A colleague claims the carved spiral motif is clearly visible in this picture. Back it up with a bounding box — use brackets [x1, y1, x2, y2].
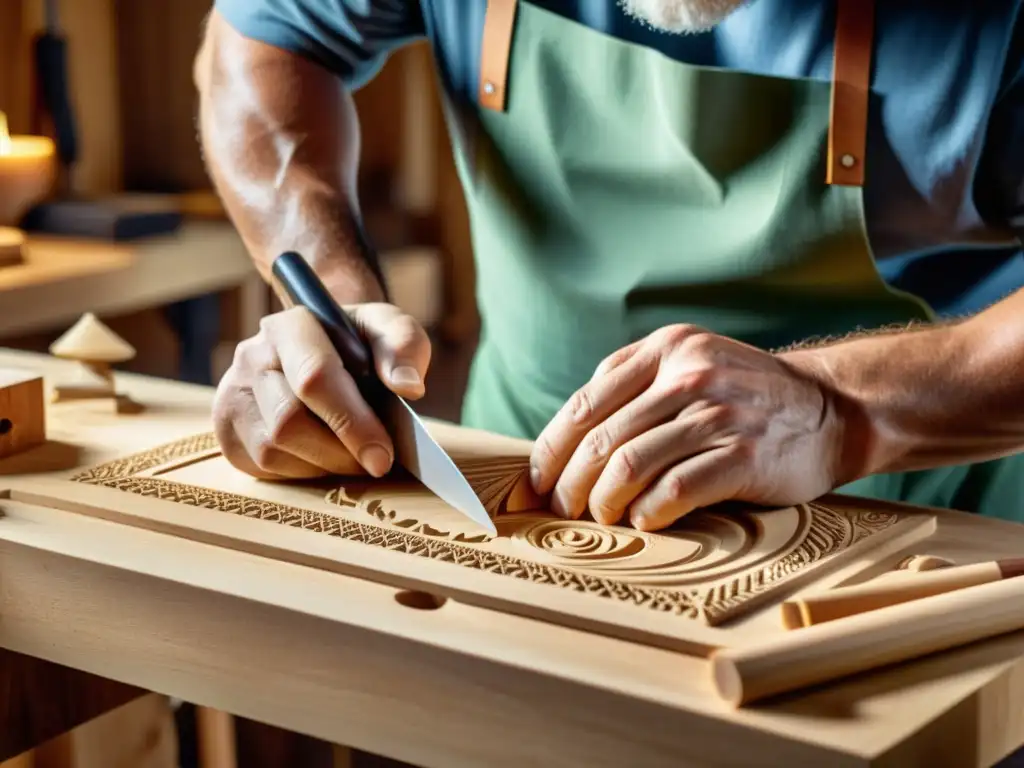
[849, 508, 900, 540]
[856, 510, 892, 525]
[519, 520, 646, 561]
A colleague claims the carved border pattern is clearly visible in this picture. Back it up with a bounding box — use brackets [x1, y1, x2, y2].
[71, 433, 900, 625]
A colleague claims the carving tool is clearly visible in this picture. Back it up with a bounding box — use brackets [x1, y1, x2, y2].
[270, 251, 497, 535]
[780, 557, 1024, 629]
[712, 571, 1024, 707]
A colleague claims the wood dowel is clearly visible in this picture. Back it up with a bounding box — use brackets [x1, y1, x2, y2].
[898, 554, 956, 572]
[782, 559, 1024, 628]
[712, 573, 1024, 707]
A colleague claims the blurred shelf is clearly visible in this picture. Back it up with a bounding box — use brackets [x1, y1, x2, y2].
[0, 221, 260, 338]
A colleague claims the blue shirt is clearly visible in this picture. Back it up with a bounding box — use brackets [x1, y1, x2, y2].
[214, 0, 1024, 318]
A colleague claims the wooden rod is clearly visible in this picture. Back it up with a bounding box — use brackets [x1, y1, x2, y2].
[781, 558, 1024, 629]
[712, 573, 1024, 707]
[898, 554, 956, 572]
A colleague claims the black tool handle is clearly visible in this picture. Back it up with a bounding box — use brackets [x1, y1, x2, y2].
[270, 251, 374, 382]
[33, 32, 78, 170]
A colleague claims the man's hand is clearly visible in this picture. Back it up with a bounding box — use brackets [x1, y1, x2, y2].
[529, 325, 851, 532]
[213, 303, 431, 480]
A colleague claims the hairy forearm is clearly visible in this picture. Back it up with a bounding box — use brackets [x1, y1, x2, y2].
[195, 11, 386, 303]
[783, 288, 1024, 480]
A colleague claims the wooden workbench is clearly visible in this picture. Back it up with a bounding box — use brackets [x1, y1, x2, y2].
[3, 346, 1024, 768]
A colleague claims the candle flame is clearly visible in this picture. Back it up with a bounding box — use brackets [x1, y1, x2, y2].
[0, 112, 10, 156]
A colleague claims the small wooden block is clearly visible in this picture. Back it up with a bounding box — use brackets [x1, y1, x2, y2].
[0, 369, 46, 460]
[115, 394, 145, 415]
[0, 227, 25, 268]
[52, 383, 116, 402]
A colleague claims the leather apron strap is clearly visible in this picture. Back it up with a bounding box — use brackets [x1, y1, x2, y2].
[827, 0, 875, 187]
[479, 0, 519, 110]
[478, 0, 875, 186]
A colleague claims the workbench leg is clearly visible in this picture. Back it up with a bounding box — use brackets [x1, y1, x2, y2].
[27, 734, 73, 768]
[0, 753, 35, 768]
[0, 648, 148, 762]
[0, 738, 74, 768]
[3, 695, 177, 768]
[196, 707, 237, 768]
[332, 744, 353, 768]
[195, 707, 356, 768]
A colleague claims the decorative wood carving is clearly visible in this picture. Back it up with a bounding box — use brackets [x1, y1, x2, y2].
[45, 431, 932, 641]
[49, 313, 143, 414]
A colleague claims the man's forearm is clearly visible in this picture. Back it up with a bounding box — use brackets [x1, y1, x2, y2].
[783, 287, 1024, 481]
[195, 10, 386, 303]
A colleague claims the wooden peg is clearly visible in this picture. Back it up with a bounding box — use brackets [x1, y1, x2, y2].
[713, 573, 1024, 707]
[781, 558, 1024, 629]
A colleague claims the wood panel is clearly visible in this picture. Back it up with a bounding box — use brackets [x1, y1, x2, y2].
[11, 429, 936, 653]
[114, 0, 212, 192]
[113, 0, 412, 194]
[0, 0, 30, 134]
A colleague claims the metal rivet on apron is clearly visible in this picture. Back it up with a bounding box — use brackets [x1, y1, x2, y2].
[840, 153, 856, 168]
[483, 81, 496, 95]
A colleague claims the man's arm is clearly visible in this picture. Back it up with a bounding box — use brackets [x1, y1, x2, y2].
[197, 4, 436, 481]
[784, 287, 1024, 480]
[529, 286, 1024, 532]
[194, 9, 386, 302]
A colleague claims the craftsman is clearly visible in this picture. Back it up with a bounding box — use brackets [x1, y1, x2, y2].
[195, 0, 1024, 531]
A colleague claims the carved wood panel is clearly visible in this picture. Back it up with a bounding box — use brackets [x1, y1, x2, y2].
[5, 429, 935, 654]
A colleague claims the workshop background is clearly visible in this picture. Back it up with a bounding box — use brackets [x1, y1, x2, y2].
[0, 0, 478, 422]
[0, 1, 475, 766]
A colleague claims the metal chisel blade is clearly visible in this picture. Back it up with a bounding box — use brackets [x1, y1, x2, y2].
[385, 394, 497, 536]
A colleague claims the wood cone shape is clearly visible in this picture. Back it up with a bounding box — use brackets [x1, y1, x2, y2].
[50, 313, 136, 363]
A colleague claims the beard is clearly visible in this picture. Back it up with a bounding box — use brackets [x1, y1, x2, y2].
[619, 0, 749, 33]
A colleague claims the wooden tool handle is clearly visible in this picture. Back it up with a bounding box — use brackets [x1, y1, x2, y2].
[782, 560, 1018, 628]
[712, 573, 1024, 707]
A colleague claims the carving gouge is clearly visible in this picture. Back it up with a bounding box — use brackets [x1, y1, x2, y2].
[270, 251, 497, 535]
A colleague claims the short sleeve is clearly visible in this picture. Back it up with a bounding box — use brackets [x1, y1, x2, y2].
[214, 0, 426, 88]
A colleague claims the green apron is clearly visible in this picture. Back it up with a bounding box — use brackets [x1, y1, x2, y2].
[439, 0, 1024, 520]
